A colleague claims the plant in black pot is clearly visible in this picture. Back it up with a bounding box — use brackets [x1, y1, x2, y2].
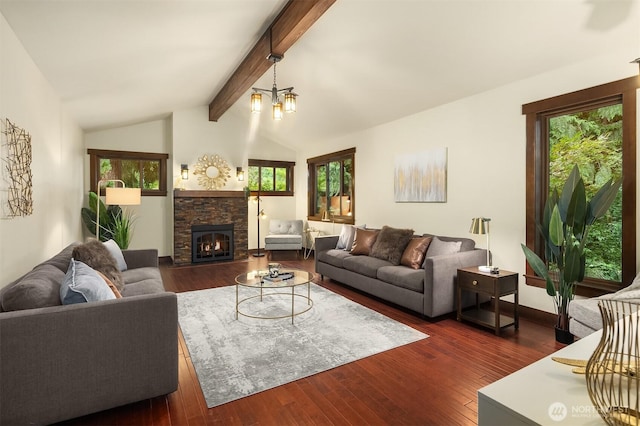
[521, 165, 621, 344]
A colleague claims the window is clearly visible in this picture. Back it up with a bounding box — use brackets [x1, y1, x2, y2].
[307, 148, 355, 224]
[88, 149, 169, 196]
[523, 77, 637, 297]
[248, 159, 295, 195]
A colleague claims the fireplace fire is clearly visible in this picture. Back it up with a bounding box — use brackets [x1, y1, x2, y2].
[191, 224, 234, 263]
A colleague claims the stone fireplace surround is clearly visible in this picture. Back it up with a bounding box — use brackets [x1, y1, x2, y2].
[173, 190, 248, 265]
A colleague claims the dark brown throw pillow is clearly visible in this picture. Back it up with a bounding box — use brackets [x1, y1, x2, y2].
[401, 236, 432, 269]
[72, 240, 124, 291]
[369, 226, 415, 265]
[351, 229, 380, 256]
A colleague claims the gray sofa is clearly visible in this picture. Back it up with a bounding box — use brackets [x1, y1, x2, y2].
[0, 242, 178, 425]
[315, 234, 487, 317]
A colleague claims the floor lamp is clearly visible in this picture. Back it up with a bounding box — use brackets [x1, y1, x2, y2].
[253, 189, 266, 257]
[95, 179, 141, 240]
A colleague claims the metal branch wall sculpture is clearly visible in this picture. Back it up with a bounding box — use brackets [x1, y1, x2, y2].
[1, 118, 33, 218]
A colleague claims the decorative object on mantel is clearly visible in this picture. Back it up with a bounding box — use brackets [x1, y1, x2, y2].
[1, 118, 33, 218]
[250, 52, 297, 121]
[394, 148, 447, 202]
[586, 299, 640, 425]
[521, 165, 621, 344]
[193, 154, 231, 190]
[469, 217, 496, 273]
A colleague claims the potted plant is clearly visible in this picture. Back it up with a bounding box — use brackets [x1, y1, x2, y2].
[521, 165, 621, 344]
[81, 191, 137, 249]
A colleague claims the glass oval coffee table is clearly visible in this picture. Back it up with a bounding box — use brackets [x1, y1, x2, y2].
[234, 269, 314, 324]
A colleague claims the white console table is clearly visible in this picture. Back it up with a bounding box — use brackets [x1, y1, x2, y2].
[478, 329, 605, 425]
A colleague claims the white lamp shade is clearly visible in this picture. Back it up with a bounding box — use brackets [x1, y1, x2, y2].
[105, 187, 141, 205]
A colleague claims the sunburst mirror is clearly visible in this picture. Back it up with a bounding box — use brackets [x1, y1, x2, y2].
[193, 154, 231, 190]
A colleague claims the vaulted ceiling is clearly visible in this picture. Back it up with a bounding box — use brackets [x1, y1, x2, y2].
[1, 0, 638, 148]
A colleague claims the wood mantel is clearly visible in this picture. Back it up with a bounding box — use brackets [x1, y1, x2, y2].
[174, 190, 245, 198]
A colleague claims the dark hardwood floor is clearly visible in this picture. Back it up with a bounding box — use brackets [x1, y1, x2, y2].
[60, 254, 564, 426]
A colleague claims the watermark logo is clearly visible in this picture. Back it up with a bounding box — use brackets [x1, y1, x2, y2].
[548, 402, 568, 422]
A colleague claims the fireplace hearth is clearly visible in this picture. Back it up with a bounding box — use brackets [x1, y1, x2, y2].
[192, 224, 233, 263]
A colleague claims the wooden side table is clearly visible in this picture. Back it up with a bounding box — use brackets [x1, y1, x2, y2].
[456, 266, 519, 336]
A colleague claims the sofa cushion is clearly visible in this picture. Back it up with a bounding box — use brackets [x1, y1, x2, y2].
[1, 265, 64, 311]
[351, 229, 379, 256]
[370, 226, 414, 265]
[377, 266, 424, 293]
[122, 266, 162, 286]
[72, 239, 124, 291]
[265, 234, 303, 245]
[103, 239, 128, 271]
[425, 236, 462, 257]
[268, 219, 303, 235]
[121, 279, 166, 296]
[343, 255, 393, 278]
[568, 297, 603, 332]
[317, 249, 353, 268]
[60, 259, 116, 305]
[401, 236, 432, 269]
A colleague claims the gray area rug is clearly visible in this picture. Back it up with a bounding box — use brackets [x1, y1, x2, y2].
[177, 283, 428, 408]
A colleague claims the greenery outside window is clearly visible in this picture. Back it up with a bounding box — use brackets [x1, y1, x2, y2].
[248, 159, 295, 196]
[523, 76, 637, 297]
[307, 148, 355, 224]
[88, 149, 169, 196]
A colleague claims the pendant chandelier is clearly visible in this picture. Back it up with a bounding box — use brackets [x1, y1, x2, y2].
[250, 54, 297, 120]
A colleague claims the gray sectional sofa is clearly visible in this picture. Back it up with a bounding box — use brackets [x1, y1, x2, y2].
[315, 232, 487, 317]
[0, 242, 178, 425]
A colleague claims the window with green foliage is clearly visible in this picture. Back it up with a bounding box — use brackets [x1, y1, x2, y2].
[88, 149, 168, 196]
[247, 159, 294, 195]
[549, 105, 622, 281]
[307, 148, 355, 224]
[523, 77, 637, 296]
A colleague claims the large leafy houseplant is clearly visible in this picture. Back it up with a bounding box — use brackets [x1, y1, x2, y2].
[81, 191, 137, 249]
[521, 165, 621, 341]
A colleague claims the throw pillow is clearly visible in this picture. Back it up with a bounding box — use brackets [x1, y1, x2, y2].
[401, 236, 433, 269]
[72, 239, 124, 290]
[335, 225, 355, 250]
[369, 226, 414, 265]
[60, 259, 116, 305]
[103, 239, 128, 271]
[350, 229, 380, 256]
[97, 271, 122, 298]
[425, 236, 462, 258]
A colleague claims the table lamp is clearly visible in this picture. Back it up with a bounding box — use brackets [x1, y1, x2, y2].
[469, 217, 493, 272]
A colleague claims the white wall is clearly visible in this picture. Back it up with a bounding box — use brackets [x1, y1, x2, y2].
[0, 12, 84, 286]
[295, 50, 639, 314]
[84, 119, 173, 256]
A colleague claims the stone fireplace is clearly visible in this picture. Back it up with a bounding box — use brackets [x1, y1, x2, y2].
[174, 190, 248, 265]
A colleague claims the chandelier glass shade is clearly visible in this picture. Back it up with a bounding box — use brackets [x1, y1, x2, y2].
[250, 54, 297, 120]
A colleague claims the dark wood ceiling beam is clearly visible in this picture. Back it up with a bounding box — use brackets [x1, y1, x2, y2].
[208, 0, 336, 122]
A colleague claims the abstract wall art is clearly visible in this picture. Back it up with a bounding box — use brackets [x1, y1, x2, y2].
[1, 118, 33, 218]
[394, 147, 447, 203]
